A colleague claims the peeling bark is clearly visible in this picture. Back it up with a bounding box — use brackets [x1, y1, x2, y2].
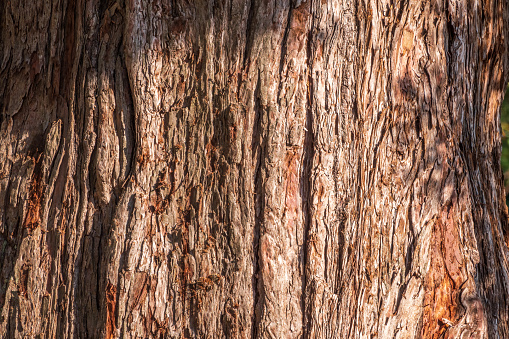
[1, 0, 509, 338]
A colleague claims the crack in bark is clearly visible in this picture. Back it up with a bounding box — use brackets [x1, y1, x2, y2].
[251, 71, 263, 339]
[302, 21, 315, 339]
[243, 0, 256, 69]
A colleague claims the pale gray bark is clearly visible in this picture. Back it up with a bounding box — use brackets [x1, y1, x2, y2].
[1, 0, 509, 338]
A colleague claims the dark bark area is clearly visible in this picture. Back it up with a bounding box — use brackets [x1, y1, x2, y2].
[1, 0, 509, 338]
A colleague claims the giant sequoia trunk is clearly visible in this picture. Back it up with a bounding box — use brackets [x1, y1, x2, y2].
[1, 0, 509, 338]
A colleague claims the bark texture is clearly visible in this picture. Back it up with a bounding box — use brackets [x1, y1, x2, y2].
[1, 0, 509, 338]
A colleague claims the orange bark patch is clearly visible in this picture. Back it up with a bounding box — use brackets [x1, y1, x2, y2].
[137, 147, 150, 168]
[422, 205, 466, 338]
[24, 156, 43, 231]
[287, 1, 311, 53]
[105, 282, 117, 339]
[205, 141, 218, 173]
[229, 124, 237, 140]
[283, 149, 300, 233]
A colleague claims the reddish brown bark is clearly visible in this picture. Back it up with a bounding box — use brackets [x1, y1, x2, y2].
[1, 0, 509, 338]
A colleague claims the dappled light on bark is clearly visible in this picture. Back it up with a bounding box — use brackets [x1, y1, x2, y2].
[0, 0, 509, 338]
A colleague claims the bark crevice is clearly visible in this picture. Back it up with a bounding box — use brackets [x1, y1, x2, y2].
[251, 72, 263, 339]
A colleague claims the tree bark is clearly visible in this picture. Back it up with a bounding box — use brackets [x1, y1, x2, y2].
[1, 0, 509, 338]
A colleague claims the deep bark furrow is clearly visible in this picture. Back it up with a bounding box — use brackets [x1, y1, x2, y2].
[251, 72, 263, 339]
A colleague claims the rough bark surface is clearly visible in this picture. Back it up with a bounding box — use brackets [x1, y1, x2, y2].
[1, 0, 509, 338]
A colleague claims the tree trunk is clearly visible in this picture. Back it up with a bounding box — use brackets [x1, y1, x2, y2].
[1, 0, 509, 338]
